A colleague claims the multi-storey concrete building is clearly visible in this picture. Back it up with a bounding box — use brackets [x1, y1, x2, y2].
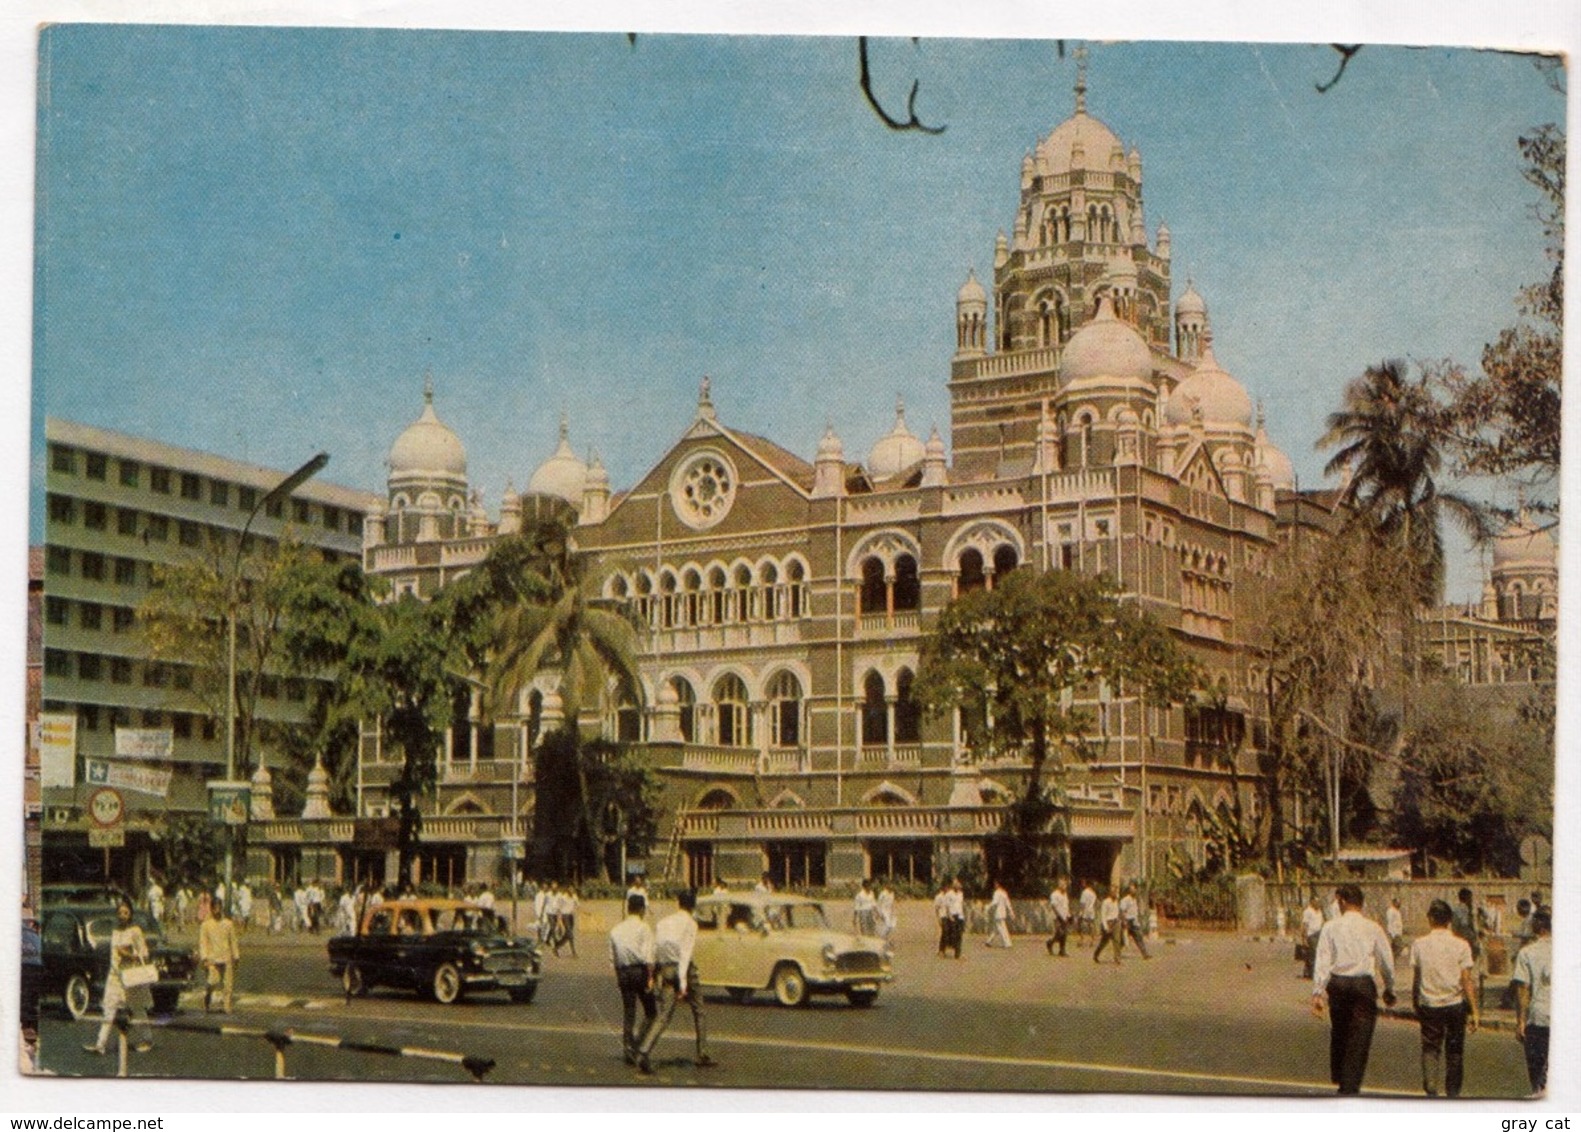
[39, 418, 381, 891]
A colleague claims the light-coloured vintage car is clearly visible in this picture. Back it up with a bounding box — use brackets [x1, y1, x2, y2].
[692, 892, 893, 1007]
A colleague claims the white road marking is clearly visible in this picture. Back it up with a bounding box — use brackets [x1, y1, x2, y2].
[222, 998, 1419, 1096]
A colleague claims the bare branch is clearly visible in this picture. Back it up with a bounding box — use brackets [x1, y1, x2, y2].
[858, 37, 945, 135]
[1315, 45, 1363, 94]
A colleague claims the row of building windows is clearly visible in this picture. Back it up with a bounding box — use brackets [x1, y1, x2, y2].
[42, 697, 217, 740]
[48, 445, 357, 535]
[609, 560, 811, 629]
[45, 596, 138, 633]
[45, 546, 144, 584]
[41, 647, 307, 701]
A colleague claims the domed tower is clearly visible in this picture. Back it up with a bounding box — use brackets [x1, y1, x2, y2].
[1160, 330, 1256, 479]
[527, 414, 589, 509]
[955, 270, 988, 357]
[1175, 280, 1208, 363]
[386, 377, 469, 544]
[1054, 292, 1158, 468]
[992, 50, 1172, 355]
[1490, 506, 1558, 626]
[867, 397, 926, 482]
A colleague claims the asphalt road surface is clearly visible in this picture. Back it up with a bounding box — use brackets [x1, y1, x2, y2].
[34, 905, 1534, 1098]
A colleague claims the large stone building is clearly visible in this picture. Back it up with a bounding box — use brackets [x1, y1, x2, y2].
[317, 73, 1311, 893]
[38, 418, 381, 893]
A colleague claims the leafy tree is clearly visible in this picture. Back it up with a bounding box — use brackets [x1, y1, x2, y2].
[1433, 123, 1564, 497]
[530, 731, 662, 881]
[154, 813, 224, 889]
[917, 569, 1197, 893]
[1390, 684, 1554, 875]
[1320, 359, 1485, 606]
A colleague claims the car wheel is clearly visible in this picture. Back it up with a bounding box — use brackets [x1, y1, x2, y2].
[343, 964, 368, 998]
[64, 973, 93, 1021]
[771, 964, 808, 1007]
[432, 963, 463, 1005]
[507, 986, 537, 1005]
[845, 988, 879, 1008]
[726, 987, 753, 1004]
[151, 988, 180, 1017]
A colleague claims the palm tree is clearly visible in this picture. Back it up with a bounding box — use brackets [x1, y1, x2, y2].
[1319, 360, 1486, 606]
[481, 521, 644, 878]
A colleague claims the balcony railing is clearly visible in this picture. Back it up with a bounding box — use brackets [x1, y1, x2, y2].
[440, 758, 527, 784]
[856, 611, 920, 635]
[680, 746, 759, 775]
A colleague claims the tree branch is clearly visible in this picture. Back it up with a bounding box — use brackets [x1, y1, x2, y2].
[1316, 45, 1363, 94]
[858, 37, 945, 134]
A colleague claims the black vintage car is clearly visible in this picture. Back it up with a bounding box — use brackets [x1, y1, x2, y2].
[327, 899, 541, 1005]
[39, 904, 197, 1020]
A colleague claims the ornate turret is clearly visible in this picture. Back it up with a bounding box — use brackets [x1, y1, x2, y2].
[955, 270, 988, 357]
[813, 423, 846, 499]
[301, 755, 333, 820]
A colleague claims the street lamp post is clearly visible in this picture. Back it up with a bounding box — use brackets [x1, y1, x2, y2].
[220, 452, 329, 916]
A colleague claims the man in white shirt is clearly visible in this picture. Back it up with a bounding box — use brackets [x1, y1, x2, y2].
[636, 890, 716, 1073]
[1301, 897, 1325, 980]
[475, 883, 495, 912]
[943, 879, 966, 958]
[532, 880, 550, 944]
[1409, 898, 1478, 1096]
[608, 893, 657, 1066]
[1385, 897, 1405, 957]
[876, 883, 896, 942]
[1119, 883, 1151, 959]
[1511, 908, 1551, 1095]
[933, 884, 950, 956]
[853, 879, 878, 937]
[986, 882, 1013, 948]
[1045, 879, 1071, 957]
[1310, 884, 1397, 1095]
[1093, 886, 1123, 964]
[1078, 881, 1098, 943]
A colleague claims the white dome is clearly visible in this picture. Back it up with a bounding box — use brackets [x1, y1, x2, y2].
[957, 269, 987, 306]
[1257, 441, 1296, 489]
[1037, 110, 1124, 176]
[1166, 340, 1253, 428]
[868, 398, 926, 479]
[528, 417, 589, 504]
[389, 383, 467, 478]
[1177, 281, 1207, 317]
[1492, 511, 1557, 570]
[816, 424, 845, 462]
[1059, 294, 1154, 382]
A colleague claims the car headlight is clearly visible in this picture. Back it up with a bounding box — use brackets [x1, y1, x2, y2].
[822, 943, 837, 968]
[469, 942, 489, 960]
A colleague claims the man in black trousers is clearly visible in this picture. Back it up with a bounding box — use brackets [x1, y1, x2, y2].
[1310, 884, 1397, 1095]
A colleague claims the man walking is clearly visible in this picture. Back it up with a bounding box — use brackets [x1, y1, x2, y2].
[1045, 878, 1071, 957]
[944, 878, 967, 958]
[1078, 880, 1098, 943]
[1093, 885, 1123, 964]
[1385, 897, 1405, 958]
[1119, 883, 1150, 959]
[1310, 884, 1397, 1095]
[985, 881, 1013, 948]
[1409, 899, 1478, 1096]
[934, 883, 951, 957]
[1511, 908, 1551, 1096]
[636, 890, 717, 1074]
[853, 879, 878, 937]
[199, 900, 241, 1013]
[1301, 896, 1325, 980]
[608, 893, 657, 1066]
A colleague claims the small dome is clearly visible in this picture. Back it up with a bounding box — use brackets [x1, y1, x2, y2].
[925, 425, 947, 460]
[1177, 280, 1206, 318]
[585, 452, 609, 490]
[1492, 510, 1557, 570]
[868, 398, 926, 479]
[817, 424, 845, 462]
[389, 380, 467, 478]
[1059, 294, 1154, 382]
[1166, 339, 1253, 428]
[957, 269, 987, 306]
[528, 416, 589, 505]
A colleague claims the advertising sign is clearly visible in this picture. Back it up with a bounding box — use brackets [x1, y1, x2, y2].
[208, 780, 251, 826]
[37, 712, 78, 789]
[88, 828, 127, 848]
[87, 787, 125, 829]
[86, 759, 173, 799]
[115, 728, 174, 760]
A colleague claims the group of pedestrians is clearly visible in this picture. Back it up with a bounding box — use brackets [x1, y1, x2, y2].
[607, 889, 717, 1075]
[529, 879, 581, 956]
[1306, 882, 1553, 1098]
[931, 876, 1152, 962]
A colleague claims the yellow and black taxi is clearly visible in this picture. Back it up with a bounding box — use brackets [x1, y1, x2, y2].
[693, 892, 893, 1007]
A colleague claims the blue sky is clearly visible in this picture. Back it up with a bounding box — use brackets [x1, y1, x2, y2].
[29, 28, 1562, 600]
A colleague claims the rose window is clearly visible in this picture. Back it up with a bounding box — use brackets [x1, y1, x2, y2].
[672, 452, 736, 529]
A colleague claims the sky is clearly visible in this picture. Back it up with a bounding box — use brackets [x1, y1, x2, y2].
[25, 27, 1563, 601]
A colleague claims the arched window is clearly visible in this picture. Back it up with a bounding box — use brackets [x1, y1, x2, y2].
[1060, 206, 1071, 243]
[659, 571, 678, 629]
[682, 569, 702, 627]
[992, 545, 1019, 579]
[895, 668, 922, 743]
[893, 554, 921, 611]
[761, 562, 780, 620]
[1038, 300, 1055, 347]
[697, 787, 736, 811]
[787, 559, 807, 618]
[766, 670, 802, 748]
[734, 565, 754, 622]
[1087, 204, 1098, 241]
[861, 670, 888, 747]
[613, 684, 642, 743]
[714, 674, 751, 748]
[708, 566, 728, 624]
[608, 574, 629, 601]
[958, 548, 987, 595]
[670, 676, 696, 744]
[634, 574, 654, 627]
[859, 556, 887, 615]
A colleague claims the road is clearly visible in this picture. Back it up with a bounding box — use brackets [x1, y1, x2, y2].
[35, 902, 1534, 1097]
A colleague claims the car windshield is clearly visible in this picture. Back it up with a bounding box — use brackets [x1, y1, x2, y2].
[84, 912, 162, 949]
[434, 908, 506, 934]
[720, 901, 828, 932]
